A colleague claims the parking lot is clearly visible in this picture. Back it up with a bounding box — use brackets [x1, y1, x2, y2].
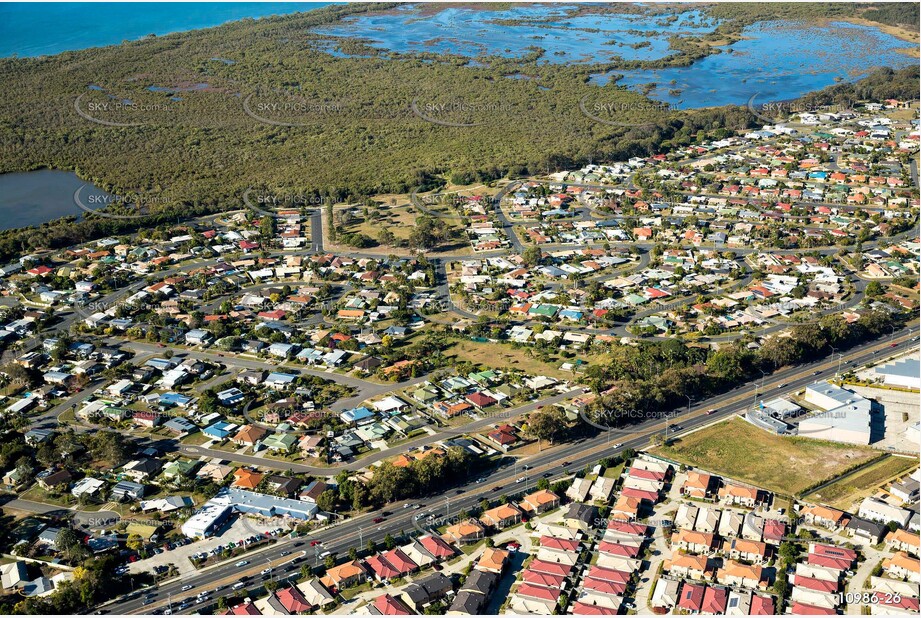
[127, 514, 281, 577]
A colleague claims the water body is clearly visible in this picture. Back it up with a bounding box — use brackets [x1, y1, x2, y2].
[0, 2, 335, 58]
[603, 20, 915, 109]
[313, 5, 716, 64]
[0, 170, 111, 231]
[311, 5, 913, 107]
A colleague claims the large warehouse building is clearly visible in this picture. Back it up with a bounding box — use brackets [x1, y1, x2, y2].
[874, 357, 920, 390]
[799, 381, 873, 445]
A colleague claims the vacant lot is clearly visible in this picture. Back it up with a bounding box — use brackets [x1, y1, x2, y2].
[446, 339, 585, 380]
[804, 455, 918, 510]
[656, 418, 879, 496]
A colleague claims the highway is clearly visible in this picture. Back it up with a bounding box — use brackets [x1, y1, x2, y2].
[99, 329, 919, 615]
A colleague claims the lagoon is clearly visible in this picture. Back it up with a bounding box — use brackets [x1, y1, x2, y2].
[0, 170, 112, 231]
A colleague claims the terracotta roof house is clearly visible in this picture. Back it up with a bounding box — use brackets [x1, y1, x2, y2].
[722, 538, 770, 564]
[476, 547, 509, 574]
[673, 529, 716, 554]
[716, 560, 767, 589]
[520, 489, 560, 514]
[443, 520, 485, 545]
[320, 560, 368, 590]
[232, 424, 268, 446]
[232, 468, 264, 489]
[718, 483, 762, 507]
[664, 553, 710, 580]
[802, 505, 849, 530]
[479, 503, 522, 529]
[682, 471, 715, 499]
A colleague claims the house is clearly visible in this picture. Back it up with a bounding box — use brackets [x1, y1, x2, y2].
[664, 553, 710, 580]
[718, 483, 762, 507]
[858, 497, 912, 527]
[401, 572, 454, 611]
[717, 560, 767, 589]
[120, 458, 162, 481]
[320, 560, 368, 590]
[677, 582, 706, 613]
[802, 505, 849, 530]
[37, 469, 73, 491]
[885, 529, 920, 556]
[232, 468, 264, 490]
[232, 424, 268, 447]
[682, 471, 715, 499]
[0, 562, 28, 591]
[673, 529, 716, 554]
[479, 504, 522, 529]
[520, 489, 560, 514]
[565, 502, 597, 532]
[443, 520, 485, 545]
[883, 552, 921, 583]
[701, 585, 728, 615]
[370, 593, 414, 615]
[723, 538, 770, 563]
[110, 480, 145, 501]
[476, 547, 509, 574]
[267, 586, 312, 614]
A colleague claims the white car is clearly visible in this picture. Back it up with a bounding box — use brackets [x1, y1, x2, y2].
[181, 585, 194, 592]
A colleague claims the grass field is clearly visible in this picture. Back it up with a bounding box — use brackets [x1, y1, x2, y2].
[445, 340, 581, 380]
[655, 418, 880, 496]
[804, 455, 918, 510]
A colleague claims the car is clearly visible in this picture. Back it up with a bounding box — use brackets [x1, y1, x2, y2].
[235, 560, 249, 567]
[812, 370, 821, 375]
[181, 585, 194, 592]
[475, 478, 486, 484]
[142, 599, 154, 606]
[492, 486, 502, 492]
[319, 551, 331, 559]
[542, 472, 551, 478]
[196, 597, 209, 604]
[310, 540, 321, 547]
[890, 343, 897, 348]
[260, 568, 272, 575]
[521, 465, 531, 471]
[280, 551, 291, 556]
[613, 442, 623, 448]
[372, 517, 385, 524]
[777, 383, 787, 388]
[706, 409, 716, 415]
[561, 461, 571, 467]
[402, 503, 411, 508]
[515, 477, 525, 483]
[412, 504, 421, 510]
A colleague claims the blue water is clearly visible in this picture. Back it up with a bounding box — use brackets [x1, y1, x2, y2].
[602, 20, 915, 109]
[313, 5, 718, 64]
[0, 2, 335, 58]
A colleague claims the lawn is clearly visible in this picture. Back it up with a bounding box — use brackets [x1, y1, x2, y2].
[804, 455, 918, 510]
[655, 418, 879, 496]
